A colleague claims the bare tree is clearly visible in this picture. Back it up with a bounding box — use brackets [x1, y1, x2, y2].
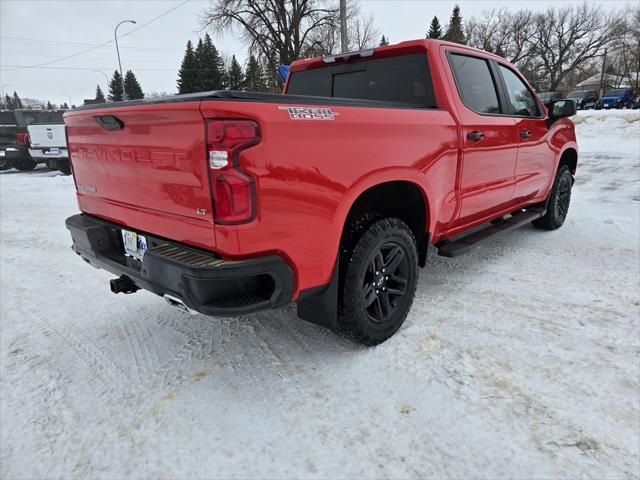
[291, 0, 377, 57]
[201, 0, 339, 66]
[467, 3, 623, 91]
[529, 3, 622, 90]
[609, 5, 640, 91]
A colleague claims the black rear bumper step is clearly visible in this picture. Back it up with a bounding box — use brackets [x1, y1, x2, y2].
[65, 213, 293, 316]
[436, 207, 545, 258]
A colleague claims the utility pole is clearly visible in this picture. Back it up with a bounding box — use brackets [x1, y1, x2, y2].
[340, 0, 348, 53]
[598, 48, 608, 99]
[114, 20, 136, 101]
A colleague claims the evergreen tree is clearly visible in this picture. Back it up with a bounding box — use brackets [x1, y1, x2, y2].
[12, 91, 23, 109]
[3, 94, 12, 109]
[226, 55, 244, 90]
[443, 5, 465, 45]
[177, 40, 198, 94]
[61, 102, 69, 109]
[379, 35, 389, 46]
[243, 55, 267, 92]
[195, 34, 225, 91]
[95, 85, 106, 102]
[124, 70, 144, 100]
[427, 16, 443, 39]
[108, 70, 124, 102]
[46, 101, 53, 109]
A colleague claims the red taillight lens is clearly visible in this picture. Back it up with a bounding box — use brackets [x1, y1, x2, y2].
[16, 132, 29, 144]
[206, 120, 259, 224]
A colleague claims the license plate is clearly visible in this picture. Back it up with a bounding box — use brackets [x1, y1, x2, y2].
[45, 148, 60, 155]
[121, 229, 147, 260]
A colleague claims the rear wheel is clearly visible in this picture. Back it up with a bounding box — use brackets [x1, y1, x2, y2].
[338, 217, 419, 346]
[14, 156, 37, 171]
[533, 164, 573, 230]
[0, 157, 13, 171]
[58, 159, 72, 175]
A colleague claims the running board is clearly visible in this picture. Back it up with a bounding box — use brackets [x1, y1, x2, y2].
[436, 208, 545, 258]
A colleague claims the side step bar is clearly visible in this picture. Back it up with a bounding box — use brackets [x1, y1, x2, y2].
[436, 207, 545, 258]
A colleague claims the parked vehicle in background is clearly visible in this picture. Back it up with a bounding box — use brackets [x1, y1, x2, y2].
[631, 94, 640, 109]
[0, 109, 68, 171]
[596, 88, 634, 109]
[27, 110, 71, 174]
[64, 39, 578, 346]
[538, 91, 564, 108]
[566, 90, 598, 110]
[0, 110, 32, 171]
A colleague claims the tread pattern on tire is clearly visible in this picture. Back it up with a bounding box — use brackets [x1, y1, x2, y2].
[533, 164, 573, 231]
[337, 217, 419, 346]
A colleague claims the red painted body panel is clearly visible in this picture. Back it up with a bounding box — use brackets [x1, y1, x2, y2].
[64, 39, 577, 300]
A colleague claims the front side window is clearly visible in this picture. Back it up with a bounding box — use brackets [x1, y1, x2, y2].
[498, 65, 540, 117]
[449, 53, 500, 114]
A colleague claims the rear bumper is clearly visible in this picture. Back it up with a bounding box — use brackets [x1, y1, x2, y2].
[65, 213, 294, 316]
[2, 146, 28, 161]
[29, 148, 68, 159]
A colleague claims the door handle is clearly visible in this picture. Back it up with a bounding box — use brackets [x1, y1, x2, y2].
[466, 131, 485, 142]
[520, 129, 532, 138]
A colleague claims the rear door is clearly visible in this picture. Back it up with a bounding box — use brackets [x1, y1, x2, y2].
[495, 63, 553, 202]
[446, 51, 518, 222]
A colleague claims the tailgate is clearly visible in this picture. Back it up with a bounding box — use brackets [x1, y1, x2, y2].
[64, 101, 215, 248]
[28, 124, 66, 148]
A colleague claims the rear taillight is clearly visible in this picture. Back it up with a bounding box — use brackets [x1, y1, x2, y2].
[206, 120, 260, 224]
[16, 132, 29, 144]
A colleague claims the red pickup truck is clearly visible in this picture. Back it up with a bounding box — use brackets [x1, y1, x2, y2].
[65, 39, 578, 346]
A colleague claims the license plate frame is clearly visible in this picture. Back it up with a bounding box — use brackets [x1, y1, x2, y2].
[121, 229, 147, 261]
[45, 147, 60, 155]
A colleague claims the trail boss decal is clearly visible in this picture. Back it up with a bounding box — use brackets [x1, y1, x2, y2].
[278, 106, 340, 120]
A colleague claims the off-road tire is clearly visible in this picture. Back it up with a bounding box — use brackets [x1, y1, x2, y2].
[14, 156, 37, 171]
[338, 217, 419, 346]
[533, 164, 573, 230]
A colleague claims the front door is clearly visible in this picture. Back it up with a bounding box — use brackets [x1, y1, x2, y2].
[447, 52, 519, 223]
[496, 64, 554, 202]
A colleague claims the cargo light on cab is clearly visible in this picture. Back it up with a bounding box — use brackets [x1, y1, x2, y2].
[206, 120, 260, 224]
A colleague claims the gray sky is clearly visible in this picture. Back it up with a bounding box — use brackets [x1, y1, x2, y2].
[0, 0, 630, 105]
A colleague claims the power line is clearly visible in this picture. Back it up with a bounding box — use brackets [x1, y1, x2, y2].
[4, 0, 190, 72]
[1, 36, 182, 52]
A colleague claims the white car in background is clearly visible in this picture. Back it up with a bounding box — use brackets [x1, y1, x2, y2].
[27, 110, 71, 174]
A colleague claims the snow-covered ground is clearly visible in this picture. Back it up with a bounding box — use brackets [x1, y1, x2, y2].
[1, 109, 639, 479]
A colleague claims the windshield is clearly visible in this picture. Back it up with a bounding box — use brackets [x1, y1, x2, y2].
[604, 89, 628, 96]
[567, 91, 586, 98]
[287, 53, 436, 108]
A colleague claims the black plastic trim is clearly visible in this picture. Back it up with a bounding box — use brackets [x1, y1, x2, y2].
[65, 213, 294, 316]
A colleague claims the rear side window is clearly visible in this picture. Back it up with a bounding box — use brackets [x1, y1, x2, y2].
[287, 53, 436, 108]
[498, 65, 540, 117]
[449, 53, 500, 114]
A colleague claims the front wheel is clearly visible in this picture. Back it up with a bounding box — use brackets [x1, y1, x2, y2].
[338, 217, 419, 346]
[533, 164, 573, 231]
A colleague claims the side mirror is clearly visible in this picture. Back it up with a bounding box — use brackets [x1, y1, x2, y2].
[549, 99, 577, 119]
